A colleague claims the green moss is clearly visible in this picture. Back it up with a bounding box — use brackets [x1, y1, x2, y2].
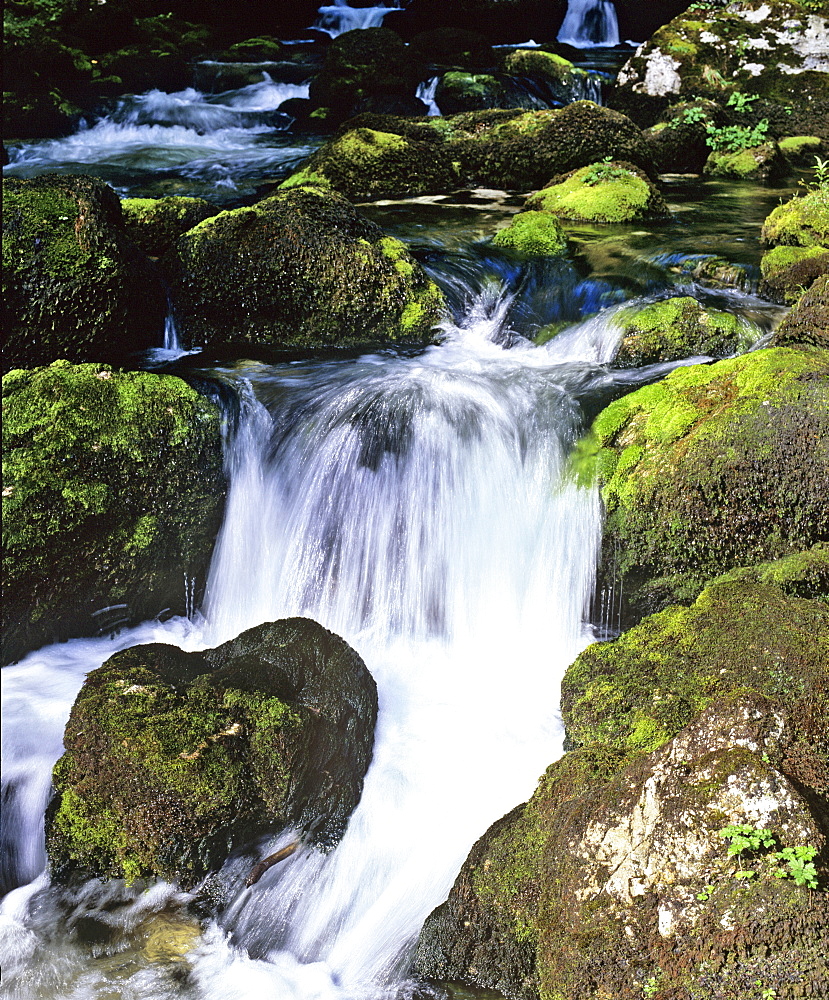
[502, 49, 576, 81]
[2, 183, 89, 279]
[2, 361, 225, 660]
[278, 169, 333, 192]
[761, 243, 829, 277]
[709, 543, 829, 602]
[120, 196, 218, 256]
[704, 143, 782, 180]
[778, 135, 823, 157]
[525, 162, 668, 223]
[614, 295, 760, 366]
[762, 187, 829, 247]
[491, 211, 568, 257]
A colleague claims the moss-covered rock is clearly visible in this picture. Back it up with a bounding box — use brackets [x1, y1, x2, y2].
[214, 36, 285, 62]
[434, 71, 505, 114]
[491, 211, 568, 257]
[168, 186, 445, 350]
[643, 99, 726, 174]
[779, 134, 825, 165]
[709, 543, 829, 602]
[501, 48, 576, 82]
[47, 617, 378, 886]
[613, 295, 761, 367]
[760, 244, 829, 304]
[281, 127, 459, 201]
[581, 347, 829, 623]
[525, 160, 669, 223]
[416, 579, 829, 999]
[704, 141, 787, 182]
[762, 186, 829, 248]
[2, 361, 226, 663]
[2, 174, 167, 370]
[772, 272, 829, 348]
[121, 196, 220, 258]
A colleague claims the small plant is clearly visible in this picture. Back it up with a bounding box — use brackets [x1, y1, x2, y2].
[582, 157, 632, 186]
[696, 884, 714, 900]
[668, 105, 710, 129]
[726, 91, 759, 113]
[642, 974, 660, 998]
[812, 155, 829, 188]
[756, 984, 777, 1000]
[772, 845, 819, 889]
[705, 118, 769, 152]
[720, 823, 776, 855]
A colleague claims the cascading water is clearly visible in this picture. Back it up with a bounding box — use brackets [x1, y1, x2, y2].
[557, 0, 620, 47]
[313, 0, 405, 38]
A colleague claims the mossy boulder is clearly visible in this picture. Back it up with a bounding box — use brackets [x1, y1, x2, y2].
[501, 49, 575, 83]
[47, 617, 378, 886]
[643, 100, 726, 174]
[120, 196, 220, 259]
[214, 36, 285, 62]
[779, 134, 825, 165]
[581, 346, 829, 623]
[434, 72, 505, 114]
[1, 361, 226, 663]
[307, 27, 418, 122]
[760, 244, 829, 304]
[415, 583, 829, 1000]
[616, 2, 829, 113]
[613, 295, 761, 367]
[451, 102, 652, 191]
[762, 186, 829, 248]
[710, 543, 829, 602]
[525, 160, 669, 224]
[704, 141, 787, 182]
[281, 127, 459, 201]
[168, 186, 445, 350]
[491, 211, 568, 257]
[772, 272, 829, 348]
[2, 174, 167, 370]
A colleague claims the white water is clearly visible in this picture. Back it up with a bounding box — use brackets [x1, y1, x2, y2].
[0, 292, 626, 998]
[416, 77, 442, 116]
[313, 0, 405, 38]
[558, 0, 620, 47]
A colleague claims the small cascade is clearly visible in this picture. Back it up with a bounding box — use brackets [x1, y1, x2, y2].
[415, 77, 441, 116]
[313, 0, 404, 38]
[557, 0, 620, 48]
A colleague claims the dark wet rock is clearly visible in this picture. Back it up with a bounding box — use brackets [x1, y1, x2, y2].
[643, 100, 727, 174]
[2, 174, 167, 370]
[434, 72, 505, 114]
[773, 273, 829, 348]
[47, 618, 378, 887]
[578, 346, 829, 625]
[761, 245, 829, 304]
[1, 361, 226, 664]
[408, 28, 495, 70]
[168, 185, 445, 349]
[121, 196, 221, 259]
[415, 581, 829, 999]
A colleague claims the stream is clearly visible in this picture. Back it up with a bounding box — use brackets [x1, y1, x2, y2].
[0, 16, 799, 1000]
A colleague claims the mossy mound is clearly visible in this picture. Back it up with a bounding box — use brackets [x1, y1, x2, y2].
[581, 346, 829, 623]
[762, 186, 829, 248]
[47, 618, 378, 886]
[2, 174, 167, 370]
[307, 27, 418, 122]
[760, 244, 829, 304]
[613, 295, 761, 367]
[2, 361, 225, 663]
[563, 581, 828, 761]
[491, 211, 568, 257]
[501, 49, 576, 82]
[704, 141, 786, 182]
[710, 543, 829, 602]
[121, 196, 220, 258]
[779, 135, 825, 165]
[772, 272, 829, 349]
[214, 36, 285, 62]
[525, 160, 669, 223]
[168, 186, 445, 350]
[281, 127, 459, 201]
[434, 72, 505, 114]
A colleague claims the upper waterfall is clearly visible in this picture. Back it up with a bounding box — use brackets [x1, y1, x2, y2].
[557, 0, 620, 47]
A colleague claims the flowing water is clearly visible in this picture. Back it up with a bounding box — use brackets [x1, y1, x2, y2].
[557, 0, 620, 47]
[313, 0, 406, 38]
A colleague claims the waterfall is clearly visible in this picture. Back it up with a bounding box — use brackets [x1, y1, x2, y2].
[415, 77, 442, 116]
[313, 0, 404, 38]
[557, 0, 620, 47]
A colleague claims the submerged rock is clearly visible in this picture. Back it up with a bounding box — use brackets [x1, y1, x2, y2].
[1, 361, 226, 663]
[47, 618, 378, 887]
[121, 196, 220, 258]
[168, 185, 445, 350]
[579, 346, 829, 623]
[525, 160, 669, 223]
[415, 582, 829, 1000]
[2, 174, 167, 370]
[612, 295, 760, 366]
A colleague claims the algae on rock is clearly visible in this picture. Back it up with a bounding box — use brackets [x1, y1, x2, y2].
[47, 618, 378, 887]
[2, 361, 226, 662]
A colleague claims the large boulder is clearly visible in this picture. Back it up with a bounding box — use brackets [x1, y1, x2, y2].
[47, 618, 378, 887]
[120, 196, 220, 259]
[2, 175, 168, 371]
[579, 347, 829, 625]
[415, 582, 829, 1000]
[1, 361, 226, 663]
[167, 186, 445, 350]
[525, 160, 670, 223]
[612, 295, 762, 367]
[434, 72, 506, 114]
